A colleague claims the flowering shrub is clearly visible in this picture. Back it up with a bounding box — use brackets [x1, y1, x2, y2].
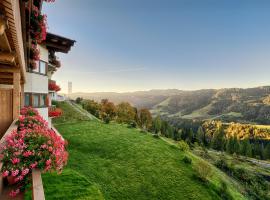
[30, 6, 47, 44]
[29, 43, 40, 61]
[0, 107, 68, 197]
[49, 82, 61, 92]
[51, 59, 61, 68]
[49, 108, 62, 118]
[29, 60, 38, 70]
[20, 107, 39, 117]
[17, 115, 48, 130]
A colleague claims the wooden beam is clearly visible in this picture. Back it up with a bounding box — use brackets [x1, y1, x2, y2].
[0, 32, 11, 51]
[0, 78, 12, 84]
[0, 64, 20, 73]
[0, 73, 12, 79]
[13, 72, 20, 119]
[0, 52, 15, 64]
[0, 17, 7, 35]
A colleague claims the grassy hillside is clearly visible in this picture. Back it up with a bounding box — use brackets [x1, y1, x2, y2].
[27, 102, 246, 200]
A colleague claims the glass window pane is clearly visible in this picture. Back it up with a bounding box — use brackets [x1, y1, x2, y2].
[24, 94, 30, 106]
[40, 94, 46, 107]
[33, 94, 39, 107]
[40, 61, 46, 74]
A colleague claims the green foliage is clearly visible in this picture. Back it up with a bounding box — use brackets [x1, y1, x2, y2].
[100, 99, 116, 122]
[178, 140, 190, 151]
[75, 97, 83, 104]
[127, 121, 137, 128]
[137, 108, 152, 130]
[116, 102, 136, 124]
[82, 99, 101, 118]
[211, 128, 225, 151]
[263, 143, 270, 160]
[182, 156, 192, 164]
[152, 115, 162, 134]
[194, 160, 213, 182]
[219, 180, 232, 200]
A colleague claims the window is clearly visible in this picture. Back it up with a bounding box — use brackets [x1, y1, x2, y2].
[24, 93, 48, 108]
[24, 93, 31, 106]
[39, 61, 46, 75]
[40, 94, 46, 107]
[33, 94, 39, 107]
[30, 60, 47, 75]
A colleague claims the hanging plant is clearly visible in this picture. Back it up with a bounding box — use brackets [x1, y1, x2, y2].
[30, 6, 47, 44]
[29, 60, 38, 70]
[49, 82, 61, 92]
[29, 43, 40, 61]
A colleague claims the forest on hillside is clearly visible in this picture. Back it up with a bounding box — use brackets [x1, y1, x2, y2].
[70, 86, 270, 124]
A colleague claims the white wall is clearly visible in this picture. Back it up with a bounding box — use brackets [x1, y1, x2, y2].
[36, 107, 49, 124]
[38, 44, 48, 62]
[24, 73, 48, 93]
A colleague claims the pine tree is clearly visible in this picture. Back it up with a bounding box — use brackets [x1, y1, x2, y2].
[226, 137, 234, 154]
[263, 143, 270, 160]
[152, 115, 162, 135]
[211, 128, 225, 151]
[197, 126, 205, 146]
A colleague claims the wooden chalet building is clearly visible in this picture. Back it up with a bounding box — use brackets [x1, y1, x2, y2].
[0, 0, 75, 199]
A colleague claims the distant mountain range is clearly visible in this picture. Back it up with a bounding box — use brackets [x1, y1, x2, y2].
[69, 86, 270, 124]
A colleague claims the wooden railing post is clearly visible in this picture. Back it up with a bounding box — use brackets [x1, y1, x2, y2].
[32, 169, 45, 200]
[0, 163, 3, 195]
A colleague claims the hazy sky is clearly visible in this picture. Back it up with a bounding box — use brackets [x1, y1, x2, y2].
[43, 0, 270, 93]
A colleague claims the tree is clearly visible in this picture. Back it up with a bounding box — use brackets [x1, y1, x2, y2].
[263, 143, 270, 160]
[116, 102, 136, 124]
[152, 115, 162, 134]
[197, 126, 206, 146]
[240, 139, 252, 157]
[75, 97, 83, 104]
[100, 99, 116, 123]
[82, 100, 101, 118]
[211, 128, 225, 151]
[138, 108, 152, 130]
[226, 137, 234, 154]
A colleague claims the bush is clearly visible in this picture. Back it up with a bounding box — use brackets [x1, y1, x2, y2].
[182, 156, 192, 164]
[194, 160, 213, 182]
[140, 130, 147, 134]
[152, 134, 159, 139]
[127, 121, 137, 128]
[215, 156, 230, 172]
[178, 140, 190, 151]
[219, 181, 232, 200]
[103, 116, 111, 124]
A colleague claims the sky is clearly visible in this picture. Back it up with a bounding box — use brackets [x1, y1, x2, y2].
[43, 0, 270, 93]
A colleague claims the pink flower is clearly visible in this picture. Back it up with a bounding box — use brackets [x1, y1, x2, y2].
[30, 162, 38, 169]
[9, 189, 20, 197]
[11, 158, 20, 165]
[46, 159, 51, 166]
[23, 151, 33, 157]
[21, 168, 29, 176]
[48, 146, 53, 152]
[11, 169, 19, 177]
[2, 170, 9, 177]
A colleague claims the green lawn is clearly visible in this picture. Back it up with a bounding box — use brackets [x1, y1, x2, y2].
[28, 102, 245, 200]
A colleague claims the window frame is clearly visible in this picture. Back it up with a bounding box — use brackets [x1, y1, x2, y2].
[24, 93, 48, 108]
[28, 60, 48, 76]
